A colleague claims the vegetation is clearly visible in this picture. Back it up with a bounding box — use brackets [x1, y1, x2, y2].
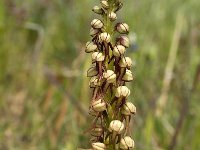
[0, 0, 199, 150]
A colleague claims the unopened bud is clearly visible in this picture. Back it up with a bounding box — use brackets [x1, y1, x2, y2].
[91, 127, 103, 137]
[113, 45, 126, 57]
[87, 65, 98, 77]
[100, 0, 109, 9]
[115, 86, 130, 98]
[103, 70, 116, 83]
[109, 120, 124, 134]
[85, 41, 97, 53]
[117, 35, 130, 48]
[92, 52, 105, 62]
[120, 136, 135, 149]
[92, 6, 103, 14]
[114, 2, 123, 12]
[91, 19, 103, 29]
[116, 23, 129, 34]
[92, 142, 106, 150]
[92, 99, 107, 112]
[99, 32, 111, 43]
[122, 69, 133, 81]
[121, 102, 136, 116]
[90, 28, 100, 37]
[108, 12, 117, 21]
[119, 57, 132, 68]
[90, 76, 102, 87]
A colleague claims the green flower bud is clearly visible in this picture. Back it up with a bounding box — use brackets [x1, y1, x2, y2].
[99, 32, 111, 43]
[92, 99, 107, 112]
[89, 76, 102, 87]
[113, 45, 126, 57]
[120, 136, 135, 149]
[92, 52, 105, 62]
[85, 41, 97, 53]
[117, 35, 130, 48]
[115, 86, 130, 98]
[91, 19, 103, 29]
[116, 23, 129, 34]
[108, 12, 117, 21]
[121, 102, 136, 115]
[92, 142, 106, 150]
[92, 6, 103, 14]
[87, 65, 98, 77]
[122, 69, 133, 82]
[100, 0, 109, 9]
[109, 120, 124, 134]
[119, 57, 132, 68]
[90, 28, 99, 37]
[103, 70, 116, 83]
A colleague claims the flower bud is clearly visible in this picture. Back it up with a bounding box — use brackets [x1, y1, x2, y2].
[114, 2, 123, 12]
[116, 23, 129, 34]
[91, 19, 103, 29]
[100, 0, 109, 9]
[121, 102, 136, 115]
[92, 6, 103, 14]
[92, 99, 106, 112]
[113, 45, 126, 57]
[115, 86, 130, 98]
[87, 65, 98, 77]
[92, 142, 106, 150]
[109, 120, 124, 134]
[90, 28, 99, 37]
[119, 57, 132, 68]
[103, 70, 116, 83]
[91, 127, 103, 137]
[85, 41, 97, 53]
[108, 12, 117, 21]
[92, 52, 105, 62]
[120, 136, 135, 149]
[117, 35, 130, 48]
[122, 69, 133, 81]
[99, 32, 111, 43]
[90, 76, 102, 87]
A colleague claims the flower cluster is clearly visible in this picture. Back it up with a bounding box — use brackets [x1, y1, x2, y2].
[84, 0, 136, 149]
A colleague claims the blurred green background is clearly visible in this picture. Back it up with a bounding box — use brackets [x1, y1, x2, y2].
[0, 0, 200, 150]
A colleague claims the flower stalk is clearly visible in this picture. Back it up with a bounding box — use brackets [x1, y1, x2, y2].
[83, 0, 136, 149]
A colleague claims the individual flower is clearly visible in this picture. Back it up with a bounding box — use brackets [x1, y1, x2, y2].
[121, 101, 136, 115]
[116, 23, 129, 34]
[120, 136, 135, 149]
[115, 86, 130, 98]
